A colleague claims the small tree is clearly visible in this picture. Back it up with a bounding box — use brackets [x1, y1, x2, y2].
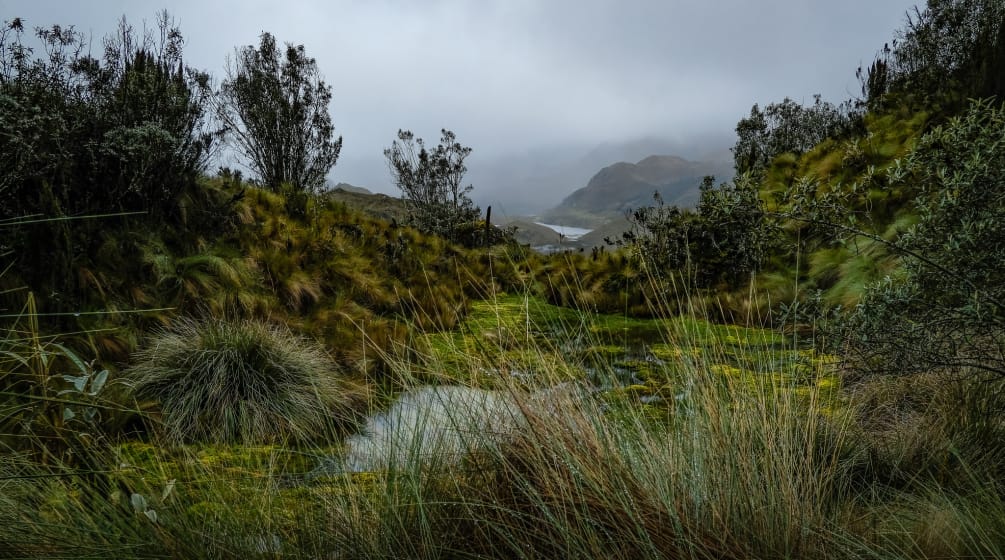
[613, 176, 775, 289]
[732, 96, 860, 175]
[218, 32, 342, 193]
[841, 98, 1005, 379]
[384, 129, 480, 240]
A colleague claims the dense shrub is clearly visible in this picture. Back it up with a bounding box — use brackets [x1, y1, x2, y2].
[841, 99, 1005, 378]
[0, 13, 215, 221]
[733, 95, 862, 176]
[861, 0, 1005, 108]
[615, 175, 778, 291]
[0, 14, 219, 319]
[126, 317, 356, 443]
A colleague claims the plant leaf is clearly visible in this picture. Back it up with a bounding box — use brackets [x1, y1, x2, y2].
[62, 374, 88, 392]
[63, 407, 76, 421]
[130, 493, 147, 512]
[162, 479, 176, 501]
[89, 369, 109, 395]
[53, 343, 87, 374]
[0, 350, 30, 368]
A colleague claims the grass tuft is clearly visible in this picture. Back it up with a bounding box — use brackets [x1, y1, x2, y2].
[125, 316, 360, 444]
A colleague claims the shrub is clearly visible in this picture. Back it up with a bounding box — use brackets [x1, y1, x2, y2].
[841, 99, 1005, 379]
[614, 175, 778, 291]
[384, 129, 482, 242]
[125, 317, 355, 444]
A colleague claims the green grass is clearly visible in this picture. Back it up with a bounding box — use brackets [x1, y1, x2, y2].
[415, 294, 794, 390]
[3, 286, 1005, 558]
[4, 171, 1003, 558]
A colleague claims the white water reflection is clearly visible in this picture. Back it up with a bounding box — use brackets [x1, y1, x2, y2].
[337, 386, 523, 472]
[533, 222, 593, 241]
[318, 383, 591, 475]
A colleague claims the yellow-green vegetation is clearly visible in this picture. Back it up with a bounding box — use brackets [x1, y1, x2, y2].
[0, 174, 526, 374]
[414, 294, 839, 420]
[5, 3, 1005, 558]
[6, 302, 1004, 559]
[749, 104, 932, 314]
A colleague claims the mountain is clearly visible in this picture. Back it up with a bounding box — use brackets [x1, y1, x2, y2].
[332, 182, 373, 195]
[468, 135, 733, 217]
[541, 155, 733, 227]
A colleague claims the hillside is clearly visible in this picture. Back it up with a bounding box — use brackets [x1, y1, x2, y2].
[498, 219, 566, 247]
[332, 182, 373, 195]
[541, 155, 733, 227]
[327, 186, 407, 223]
[7, 4, 1005, 559]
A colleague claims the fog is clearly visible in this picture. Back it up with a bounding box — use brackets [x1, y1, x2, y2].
[7, 1, 918, 214]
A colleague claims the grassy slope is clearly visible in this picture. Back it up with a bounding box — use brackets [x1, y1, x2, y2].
[751, 105, 932, 314]
[1, 178, 534, 377]
[9, 289, 1002, 559]
[4, 67, 1005, 560]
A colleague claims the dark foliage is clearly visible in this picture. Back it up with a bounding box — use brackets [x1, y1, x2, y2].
[614, 176, 777, 290]
[0, 13, 215, 220]
[841, 99, 1005, 378]
[384, 129, 482, 244]
[732, 95, 862, 175]
[859, 0, 1005, 108]
[0, 13, 219, 318]
[218, 32, 342, 194]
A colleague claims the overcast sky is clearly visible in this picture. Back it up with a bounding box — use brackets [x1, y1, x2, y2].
[5, 1, 918, 209]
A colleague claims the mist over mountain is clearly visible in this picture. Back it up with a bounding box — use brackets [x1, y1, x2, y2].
[332, 182, 372, 195]
[333, 135, 733, 223]
[466, 134, 733, 217]
[540, 154, 733, 227]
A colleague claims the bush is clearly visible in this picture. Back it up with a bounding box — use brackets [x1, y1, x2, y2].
[126, 317, 355, 444]
[0, 13, 216, 221]
[861, 0, 1005, 108]
[614, 175, 778, 291]
[733, 95, 861, 175]
[841, 99, 1005, 379]
[384, 129, 482, 242]
[0, 13, 219, 321]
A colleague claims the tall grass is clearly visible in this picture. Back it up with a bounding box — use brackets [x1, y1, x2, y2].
[2, 283, 1005, 558]
[373, 308, 858, 559]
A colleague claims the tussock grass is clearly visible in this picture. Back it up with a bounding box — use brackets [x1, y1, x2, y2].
[3, 282, 1005, 558]
[125, 316, 362, 444]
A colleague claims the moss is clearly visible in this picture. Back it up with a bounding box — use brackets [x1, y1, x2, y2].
[117, 442, 333, 486]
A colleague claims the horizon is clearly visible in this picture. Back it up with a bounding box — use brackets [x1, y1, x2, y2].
[6, 1, 918, 214]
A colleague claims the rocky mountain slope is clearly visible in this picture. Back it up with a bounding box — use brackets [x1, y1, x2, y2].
[541, 155, 732, 227]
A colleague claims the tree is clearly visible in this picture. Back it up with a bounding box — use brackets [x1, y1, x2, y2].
[384, 129, 480, 241]
[218, 32, 341, 194]
[859, 0, 1005, 107]
[613, 176, 776, 289]
[732, 96, 860, 175]
[841, 99, 1005, 379]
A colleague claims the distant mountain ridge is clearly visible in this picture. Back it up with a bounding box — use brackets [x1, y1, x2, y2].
[541, 154, 732, 227]
[332, 182, 372, 195]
